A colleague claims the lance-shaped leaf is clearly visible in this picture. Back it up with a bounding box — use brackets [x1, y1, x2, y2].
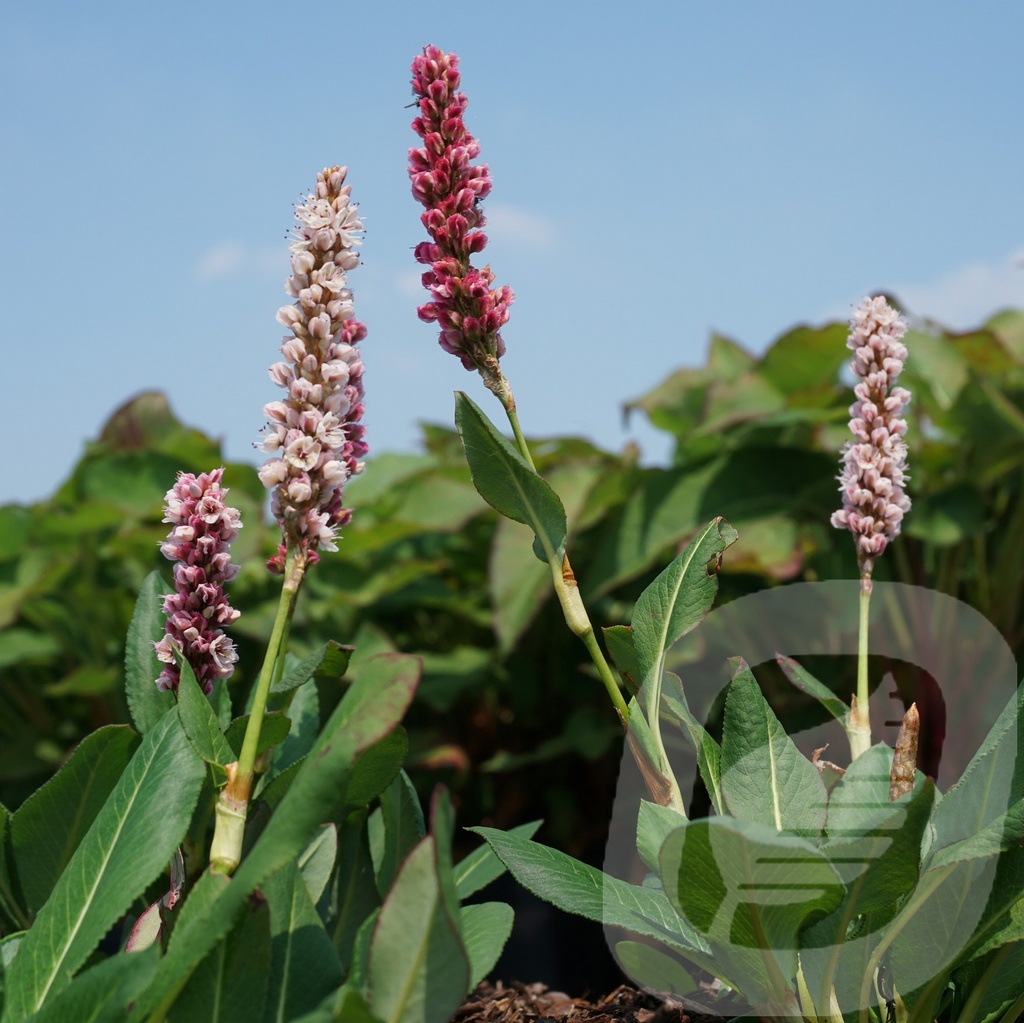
[930, 680, 1024, 850]
[720, 661, 827, 837]
[615, 941, 696, 998]
[662, 675, 724, 815]
[776, 655, 848, 723]
[4, 708, 204, 1019]
[460, 902, 514, 990]
[168, 892, 271, 1023]
[124, 571, 174, 734]
[271, 641, 352, 695]
[370, 770, 425, 898]
[660, 817, 844, 1006]
[454, 391, 567, 564]
[468, 827, 713, 965]
[128, 654, 419, 1022]
[331, 811, 380, 975]
[631, 518, 738, 739]
[176, 661, 234, 769]
[454, 819, 542, 899]
[366, 836, 470, 1023]
[25, 946, 159, 1023]
[263, 860, 343, 1023]
[10, 725, 139, 916]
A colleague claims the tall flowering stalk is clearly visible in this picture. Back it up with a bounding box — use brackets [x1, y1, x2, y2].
[212, 166, 368, 873]
[259, 165, 367, 570]
[155, 469, 241, 695]
[408, 45, 515, 408]
[407, 46, 631, 746]
[832, 295, 911, 757]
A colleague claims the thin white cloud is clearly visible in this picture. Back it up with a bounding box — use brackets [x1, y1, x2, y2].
[484, 202, 556, 246]
[895, 250, 1024, 329]
[194, 242, 285, 281]
[396, 268, 425, 298]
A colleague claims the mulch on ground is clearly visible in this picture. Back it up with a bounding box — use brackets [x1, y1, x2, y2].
[453, 981, 724, 1023]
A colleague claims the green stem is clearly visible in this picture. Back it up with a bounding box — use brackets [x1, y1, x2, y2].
[499, 387, 629, 726]
[849, 572, 873, 759]
[236, 546, 306, 788]
[209, 545, 306, 873]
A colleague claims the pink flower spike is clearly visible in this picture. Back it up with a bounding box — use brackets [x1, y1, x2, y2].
[259, 167, 367, 568]
[832, 296, 912, 575]
[155, 469, 242, 695]
[408, 46, 514, 386]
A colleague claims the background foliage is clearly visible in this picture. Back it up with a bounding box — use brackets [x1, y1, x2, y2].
[2, 305, 1023, 916]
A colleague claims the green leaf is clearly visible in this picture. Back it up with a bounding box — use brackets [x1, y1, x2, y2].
[454, 820, 542, 899]
[720, 661, 827, 837]
[327, 986, 385, 1023]
[262, 861, 343, 1023]
[950, 939, 1024, 1023]
[460, 902, 514, 989]
[490, 463, 600, 651]
[224, 712, 292, 758]
[176, 661, 234, 768]
[467, 827, 713, 961]
[123, 571, 174, 734]
[776, 655, 848, 723]
[662, 676, 724, 814]
[25, 946, 159, 1023]
[168, 892, 271, 1023]
[660, 817, 844, 1004]
[269, 676, 320, 776]
[925, 798, 1024, 873]
[807, 749, 935, 929]
[271, 640, 352, 695]
[42, 664, 119, 697]
[4, 709, 204, 1019]
[372, 771, 426, 898]
[0, 802, 20, 932]
[603, 625, 641, 695]
[454, 391, 567, 564]
[615, 940, 696, 997]
[297, 824, 337, 906]
[366, 836, 470, 1023]
[331, 811, 380, 974]
[129, 655, 419, 1021]
[631, 518, 738, 735]
[490, 518, 554, 652]
[637, 800, 688, 874]
[0, 629, 60, 670]
[757, 322, 850, 395]
[930, 681, 1024, 850]
[338, 729, 408, 815]
[10, 725, 139, 916]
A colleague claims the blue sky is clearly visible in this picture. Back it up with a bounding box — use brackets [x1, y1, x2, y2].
[2, 1, 1022, 505]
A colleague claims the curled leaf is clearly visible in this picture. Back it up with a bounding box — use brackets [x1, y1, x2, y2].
[889, 703, 920, 802]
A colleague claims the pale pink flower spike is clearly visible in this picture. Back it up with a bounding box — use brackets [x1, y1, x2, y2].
[258, 166, 367, 571]
[831, 295, 912, 575]
[155, 468, 242, 694]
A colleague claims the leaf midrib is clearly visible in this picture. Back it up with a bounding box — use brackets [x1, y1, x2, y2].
[26, 722, 171, 1013]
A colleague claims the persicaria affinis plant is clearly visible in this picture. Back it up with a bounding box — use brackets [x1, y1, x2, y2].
[154, 467, 241, 694]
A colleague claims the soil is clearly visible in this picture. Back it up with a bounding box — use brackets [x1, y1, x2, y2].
[453, 981, 725, 1023]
